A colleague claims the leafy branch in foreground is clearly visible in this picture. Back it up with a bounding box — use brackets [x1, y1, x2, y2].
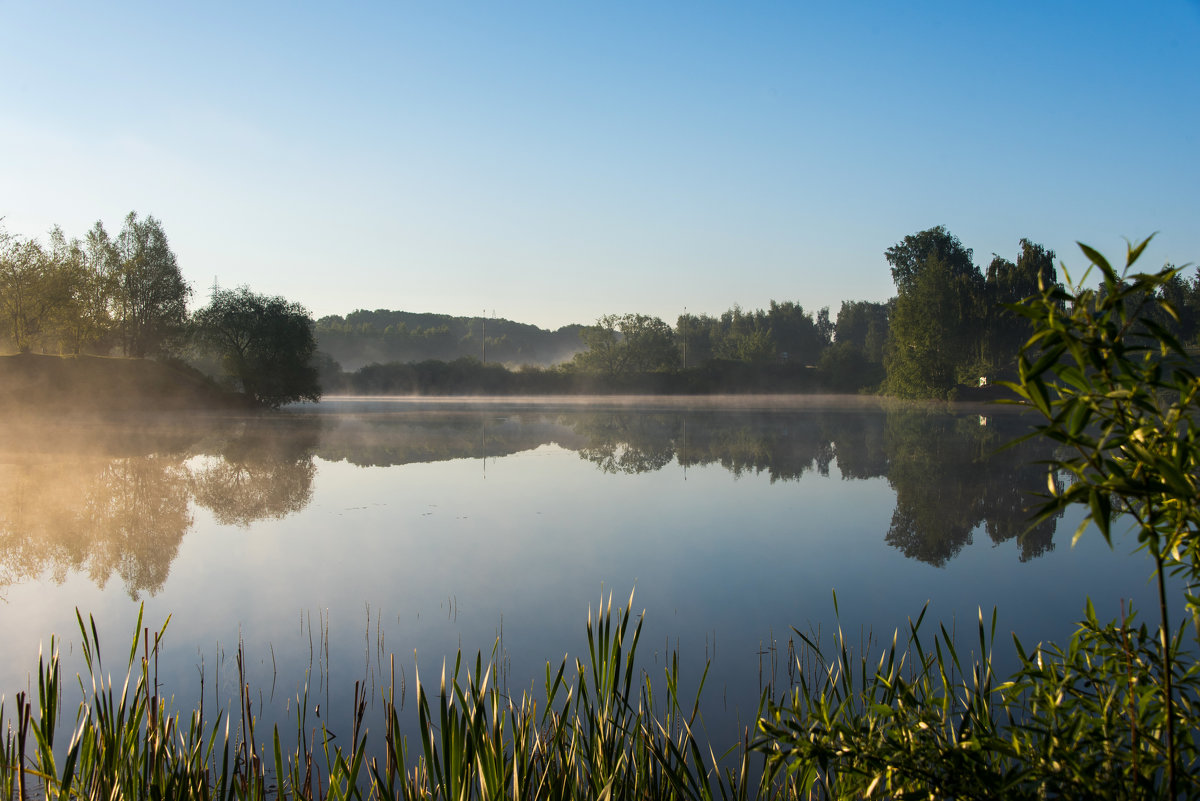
[752, 238, 1200, 799]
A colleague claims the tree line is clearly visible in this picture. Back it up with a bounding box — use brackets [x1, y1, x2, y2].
[316, 225, 1199, 399]
[7, 214, 1198, 402]
[559, 225, 1200, 398]
[326, 225, 1200, 400]
[0, 214, 320, 407]
[0, 213, 190, 358]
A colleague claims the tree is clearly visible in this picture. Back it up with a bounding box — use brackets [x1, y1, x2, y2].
[0, 229, 61, 353]
[713, 305, 774, 363]
[883, 251, 983, 398]
[884, 224, 976, 293]
[833, 300, 889, 364]
[755, 238, 1200, 799]
[766, 301, 827, 365]
[193, 286, 321, 408]
[113, 212, 191, 358]
[982, 239, 1057, 367]
[620, 313, 676, 371]
[1154, 265, 1200, 346]
[573, 313, 676, 375]
[675, 312, 715, 368]
[48, 226, 116, 354]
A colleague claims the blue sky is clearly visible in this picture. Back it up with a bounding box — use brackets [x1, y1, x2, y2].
[2, 2, 1198, 330]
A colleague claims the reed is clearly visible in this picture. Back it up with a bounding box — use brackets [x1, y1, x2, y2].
[0, 585, 1197, 799]
[0, 591, 757, 800]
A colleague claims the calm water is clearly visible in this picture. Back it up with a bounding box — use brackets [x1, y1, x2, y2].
[0, 396, 1164, 749]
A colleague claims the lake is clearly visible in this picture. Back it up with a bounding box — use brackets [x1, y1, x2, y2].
[0, 396, 1163, 753]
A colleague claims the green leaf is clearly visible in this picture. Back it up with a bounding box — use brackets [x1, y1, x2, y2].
[1026, 344, 1067, 382]
[1125, 233, 1155, 267]
[1025, 378, 1052, 417]
[1088, 490, 1112, 544]
[1077, 242, 1115, 280]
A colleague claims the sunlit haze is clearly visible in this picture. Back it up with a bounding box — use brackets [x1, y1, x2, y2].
[2, 2, 1197, 330]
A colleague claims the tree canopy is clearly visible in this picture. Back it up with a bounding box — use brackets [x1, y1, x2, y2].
[193, 286, 321, 408]
[112, 212, 191, 357]
[884, 225, 976, 293]
[0, 213, 191, 358]
[572, 313, 677, 375]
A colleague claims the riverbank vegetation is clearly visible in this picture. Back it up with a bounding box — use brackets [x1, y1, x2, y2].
[1, 240, 1197, 797]
[5, 215, 1198, 401]
[316, 228, 1200, 400]
[0, 214, 320, 408]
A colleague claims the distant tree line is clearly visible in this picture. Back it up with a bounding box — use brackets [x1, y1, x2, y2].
[8, 214, 1197, 402]
[502, 226, 1196, 399]
[0, 215, 320, 407]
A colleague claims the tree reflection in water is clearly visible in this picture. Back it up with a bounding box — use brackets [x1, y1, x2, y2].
[0, 416, 318, 598]
[0, 454, 193, 599]
[564, 404, 1060, 567]
[190, 426, 318, 527]
[882, 409, 1059, 565]
[0, 402, 1065, 598]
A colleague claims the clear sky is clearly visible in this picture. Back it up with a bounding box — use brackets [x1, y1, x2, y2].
[2, 2, 1198, 330]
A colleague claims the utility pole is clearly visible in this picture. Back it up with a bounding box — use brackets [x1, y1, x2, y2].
[681, 306, 687, 369]
[481, 310, 495, 363]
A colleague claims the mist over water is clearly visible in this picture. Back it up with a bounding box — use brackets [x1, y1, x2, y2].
[0, 397, 1163, 753]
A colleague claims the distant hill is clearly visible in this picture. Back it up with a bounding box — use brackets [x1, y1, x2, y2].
[0, 353, 246, 413]
[315, 309, 584, 370]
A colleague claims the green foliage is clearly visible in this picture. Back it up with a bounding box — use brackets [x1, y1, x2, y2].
[315, 309, 585, 369]
[0, 214, 191, 359]
[885, 225, 976, 294]
[48, 225, 117, 355]
[193, 286, 321, 408]
[754, 598, 1200, 799]
[981, 239, 1057, 366]
[1003, 237, 1199, 584]
[832, 301, 888, 365]
[573, 313, 677, 374]
[113, 212, 192, 358]
[0, 229, 59, 353]
[752, 238, 1200, 799]
[767, 301, 829, 366]
[882, 253, 982, 398]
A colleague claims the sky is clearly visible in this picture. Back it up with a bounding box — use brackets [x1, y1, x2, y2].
[2, 2, 1198, 331]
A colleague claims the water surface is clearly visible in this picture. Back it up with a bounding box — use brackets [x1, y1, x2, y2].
[0, 396, 1161, 748]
